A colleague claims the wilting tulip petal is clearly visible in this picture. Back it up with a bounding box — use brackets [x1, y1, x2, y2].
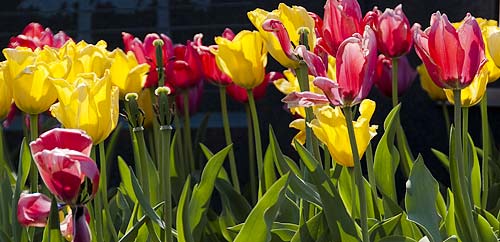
[17, 193, 52, 227]
[282, 91, 330, 108]
[30, 128, 93, 156]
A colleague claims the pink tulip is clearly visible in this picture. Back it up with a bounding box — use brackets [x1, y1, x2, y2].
[30, 128, 99, 204]
[175, 81, 204, 116]
[365, 4, 412, 57]
[227, 72, 283, 103]
[413, 12, 486, 89]
[314, 26, 377, 107]
[122, 32, 174, 88]
[318, 0, 363, 56]
[17, 193, 51, 227]
[374, 55, 417, 97]
[9, 23, 71, 50]
[167, 40, 204, 90]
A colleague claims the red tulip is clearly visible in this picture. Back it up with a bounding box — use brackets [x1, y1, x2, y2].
[9, 22, 71, 50]
[17, 193, 51, 227]
[413, 12, 487, 89]
[30, 128, 99, 204]
[374, 55, 416, 97]
[314, 26, 377, 107]
[193, 29, 234, 86]
[175, 81, 204, 116]
[318, 0, 363, 56]
[167, 40, 204, 90]
[122, 32, 174, 88]
[365, 4, 412, 57]
[227, 72, 283, 103]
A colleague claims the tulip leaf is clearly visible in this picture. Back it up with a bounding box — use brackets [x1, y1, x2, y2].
[177, 177, 194, 242]
[42, 196, 64, 242]
[263, 144, 277, 192]
[405, 155, 441, 242]
[269, 126, 301, 179]
[288, 174, 322, 207]
[378, 235, 418, 242]
[474, 207, 499, 232]
[442, 236, 459, 242]
[443, 189, 458, 237]
[118, 202, 171, 242]
[0, 177, 12, 236]
[117, 156, 137, 202]
[430, 148, 449, 171]
[0, 230, 10, 242]
[215, 178, 251, 223]
[465, 134, 481, 207]
[233, 173, 290, 242]
[474, 211, 498, 242]
[189, 144, 232, 241]
[199, 143, 214, 160]
[294, 140, 359, 242]
[374, 105, 400, 214]
[290, 212, 330, 242]
[12, 138, 31, 242]
[129, 165, 165, 228]
[368, 213, 402, 241]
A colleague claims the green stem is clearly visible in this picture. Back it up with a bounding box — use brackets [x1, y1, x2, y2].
[245, 104, 257, 204]
[98, 142, 118, 242]
[29, 114, 38, 192]
[247, 90, 263, 199]
[160, 126, 173, 242]
[0, 125, 9, 176]
[219, 86, 241, 193]
[480, 94, 489, 208]
[150, 89, 161, 163]
[392, 58, 411, 178]
[296, 62, 316, 157]
[462, 107, 469, 169]
[442, 102, 451, 138]
[342, 107, 369, 242]
[323, 144, 331, 173]
[451, 89, 479, 242]
[91, 147, 104, 242]
[391, 58, 399, 107]
[135, 127, 150, 200]
[183, 91, 195, 172]
[174, 115, 186, 177]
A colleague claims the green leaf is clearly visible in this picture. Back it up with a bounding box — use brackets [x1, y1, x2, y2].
[12, 138, 31, 242]
[189, 145, 232, 241]
[177, 177, 194, 242]
[465, 135, 481, 207]
[474, 207, 499, 232]
[443, 189, 458, 237]
[442, 235, 459, 242]
[199, 143, 214, 160]
[0, 230, 11, 242]
[374, 105, 400, 214]
[264, 144, 277, 192]
[269, 126, 301, 178]
[474, 211, 498, 242]
[430, 148, 449, 171]
[288, 174, 322, 207]
[118, 156, 137, 202]
[118, 202, 170, 242]
[129, 165, 164, 228]
[294, 140, 359, 242]
[233, 173, 291, 242]
[378, 235, 417, 242]
[41, 196, 64, 242]
[215, 178, 251, 223]
[405, 156, 441, 242]
[291, 212, 330, 242]
[369, 214, 402, 241]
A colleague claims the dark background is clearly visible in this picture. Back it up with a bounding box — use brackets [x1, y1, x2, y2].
[2, 0, 500, 190]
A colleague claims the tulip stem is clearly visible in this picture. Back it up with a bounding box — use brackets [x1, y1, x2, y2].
[98, 142, 118, 242]
[174, 115, 186, 178]
[342, 107, 369, 242]
[135, 127, 151, 201]
[452, 89, 479, 242]
[91, 147, 104, 242]
[245, 104, 257, 204]
[29, 114, 38, 192]
[0, 125, 10, 177]
[462, 107, 469, 168]
[296, 61, 317, 159]
[391, 58, 399, 107]
[183, 91, 195, 172]
[480, 94, 490, 208]
[219, 86, 240, 193]
[247, 89, 263, 200]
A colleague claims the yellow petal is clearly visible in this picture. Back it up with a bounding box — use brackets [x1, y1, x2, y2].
[445, 66, 488, 107]
[0, 62, 12, 120]
[417, 64, 447, 101]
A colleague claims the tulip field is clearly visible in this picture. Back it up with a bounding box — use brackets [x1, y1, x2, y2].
[2, 0, 500, 242]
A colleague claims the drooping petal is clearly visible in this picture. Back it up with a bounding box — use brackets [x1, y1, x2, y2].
[17, 193, 52, 227]
[30, 128, 93, 156]
[282, 91, 330, 108]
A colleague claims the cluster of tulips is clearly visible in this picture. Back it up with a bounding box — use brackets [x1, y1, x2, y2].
[2, 0, 500, 241]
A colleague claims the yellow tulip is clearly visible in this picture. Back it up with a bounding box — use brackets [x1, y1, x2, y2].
[289, 118, 306, 146]
[417, 64, 447, 101]
[2, 47, 63, 114]
[138, 88, 154, 128]
[444, 66, 488, 107]
[0, 62, 12, 120]
[487, 25, 500, 70]
[50, 71, 119, 144]
[109, 49, 149, 98]
[59, 40, 112, 82]
[453, 18, 500, 82]
[248, 3, 315, 68]
[214, 30, 267, 89]
[310, 99, 378, 167]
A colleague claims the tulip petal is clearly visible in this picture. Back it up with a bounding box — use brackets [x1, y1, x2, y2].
[30, 128, 93, 156]
[457, 14, 487, 87]
[282, 91, 330, 108]
[17, 193, 52, 227]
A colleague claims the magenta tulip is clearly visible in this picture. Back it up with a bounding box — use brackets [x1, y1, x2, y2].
[9, 22, 71, 50]
[413, 12, 487, 89]
[17, 193, 51, 227]
[167, 40, 204, 90]
[374, 55, 416, 97]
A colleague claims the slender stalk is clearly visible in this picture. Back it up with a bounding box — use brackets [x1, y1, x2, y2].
[392, 58, 411, 177]
[480, 94, 490, 208]
[451, 89, 479, 242]
[391, 58, 399, 107]
[135, 128, 150, 200]
[29, 114, 38, 192]
[219, 86, 240, 193]
[0, 125, 8, 175]
[247, 90, 263, 199]
[342, 107, 369, 242]
[462, 107, 469, 167]
[245, 104, 257, 204]
[98, 142, 118, 242]
[366, 143, 377, 202]
[296, 62, 316, 155]
[183, 91, 195, 172]
[323, 144, 331, 173]
[160, 126, 173, 242]
[91, 147, 104, 242]
[442, 102, 451, 137]
[150, 88, 161, 163]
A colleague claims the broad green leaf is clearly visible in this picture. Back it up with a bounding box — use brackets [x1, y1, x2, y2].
[177, 177, 194, 242]
[271, 222, 299, 241]
[12, 139, 31, 242]
[405, 156, 441, 242]
[474, 211, 498, 242]
[369, 214, 402, 241]
[189, 145, 232, 241]
[129, 166, 164, 228]
[400, 212, 423, 240]
[374, 105, 400, 214]
[465, 135, 481, 207]
[474, 207, 499, 232]
[378, 235, 417, 242]
[215, 178, 251, 223]
[264, 144, 277, 192]
[118, 156, 137, 202]
[294, 140, 360, 242]
[442, 236, 459, 242]
[288, 174, 322, 207]
[199, 143, 214, 160]
[443, 190, 458, 237]
[233, 173, 290, 242]
[118, 202, 170, 242]
[269, 126, 301, 178]
[276, 195, 299, 223]
[291, 212, 330, 242]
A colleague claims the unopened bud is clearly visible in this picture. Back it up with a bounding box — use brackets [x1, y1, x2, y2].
[125, 93, 139, 102]
[155, 86, 172, 96]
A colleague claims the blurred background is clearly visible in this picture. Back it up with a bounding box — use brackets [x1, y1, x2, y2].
[1, 0, 500, 191]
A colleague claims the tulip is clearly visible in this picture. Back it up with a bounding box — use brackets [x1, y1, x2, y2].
[487, 24, 500, 72]
[2, 47, 66, 114]
[50, 71, 119, 144]
[167, 40, 204, 90]
[17, 193, 52, 227]
[314, 26, 377, 107]
[413, 12, 487, 89]
[214, 30, 267, 89]
[417, 64, 446, 101]
[193, 29, 234, 86]
[289, 118, 306, 146]
[310, 99, 377, 167]
[0, 62, 12, 120]
[444, 65, 488, 107]
[108, 48, 149, 98]
[374, 55, 416, 97]
[60, 207, 92, 242]
[175, 81, 204, 116]
[226, 72, 281, 103]
[319, 0, 363, 56]
[122, 32, 174, 88]
[365, 4, 412, 58]
[58, 40, 112, 82]
[30, 128, 99, 204]
[9, 22, 71, 50]
[248, 3, 315, 68]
